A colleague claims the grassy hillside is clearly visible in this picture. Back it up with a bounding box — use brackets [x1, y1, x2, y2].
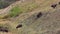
[0, 0, 60, 34]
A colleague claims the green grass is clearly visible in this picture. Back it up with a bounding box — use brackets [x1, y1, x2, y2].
[8, 2, 38, 17]
[9, 6, 23, 17]
[0, 2, 38, 19]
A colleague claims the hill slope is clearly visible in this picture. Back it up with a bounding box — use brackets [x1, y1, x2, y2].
[0, 0, 60, 34]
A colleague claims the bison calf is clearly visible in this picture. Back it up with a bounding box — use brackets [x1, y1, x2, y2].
[16, 24, 22, 28]
[36, 12, 42, 19]
[0, 27, 8, 32]
[51, 4, 57, 8]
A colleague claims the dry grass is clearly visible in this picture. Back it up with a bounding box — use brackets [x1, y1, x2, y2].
[0, 0, 60, 34]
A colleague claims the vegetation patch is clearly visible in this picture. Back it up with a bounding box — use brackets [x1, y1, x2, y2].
[8, 2, 38, 17]
[9, 6, 23, 17]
